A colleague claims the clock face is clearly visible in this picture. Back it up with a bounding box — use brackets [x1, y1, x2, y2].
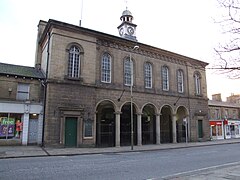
[127, 27, 134, 35]
[119, 28, 124, 36]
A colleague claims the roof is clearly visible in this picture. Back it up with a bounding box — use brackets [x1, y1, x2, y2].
[0, 63, 45, 79]
[39, 19, 209, 67]
[208, 100, 240, 108]
[122, 9, 132, 17]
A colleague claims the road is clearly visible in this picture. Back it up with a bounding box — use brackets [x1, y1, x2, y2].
[0, 143, 240, 180]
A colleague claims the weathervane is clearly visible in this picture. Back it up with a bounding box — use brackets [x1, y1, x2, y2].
[125, 0, 128, 9]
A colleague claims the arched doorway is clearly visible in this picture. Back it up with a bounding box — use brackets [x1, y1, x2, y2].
[176, 106, 188, 143]
[160, 105, 173, 143]
[120, 103, 137, 146]
[142, 104, 156, 145]
[96, 101, 115, 147]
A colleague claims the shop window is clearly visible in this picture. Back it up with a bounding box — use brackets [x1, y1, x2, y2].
[217, 125, 222, 136]
[212, 126, 216, 136]
[235, 126, 239, 135]
[0, 113, 22, 139]
[16, 83, 30, 100]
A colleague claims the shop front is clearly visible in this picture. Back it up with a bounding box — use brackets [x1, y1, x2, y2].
[0, 101, 43, 145]
[210, 120, 224, 140]
[224, 119, 240, 139]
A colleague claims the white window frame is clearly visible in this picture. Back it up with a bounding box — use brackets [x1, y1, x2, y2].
[162, 66, 169, 91]
[194, 73, 201, 95]
[144, 62, 152, 88]
[124, 58, 132, 86]
[101, 53, 111, 83]
[177, 70, 184, 93]
[68, 46, 80, 78]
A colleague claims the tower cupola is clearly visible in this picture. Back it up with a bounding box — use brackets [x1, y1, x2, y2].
[117, 8, 137, 41]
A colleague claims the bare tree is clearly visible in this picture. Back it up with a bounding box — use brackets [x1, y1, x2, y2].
[212, 0, 240, 78]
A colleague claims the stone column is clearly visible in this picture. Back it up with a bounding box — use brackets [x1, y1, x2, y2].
[172, 114, 177, 143]
[156, 113, 161, 145]
[96, 112, 101, 147]
[37, 111, 43, 145]
[22, 113, 29, 145]
[115, 111, 121, 147]
[137, 113, 142, 146]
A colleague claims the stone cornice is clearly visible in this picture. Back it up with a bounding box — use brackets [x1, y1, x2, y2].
[96, 39, 207, 67]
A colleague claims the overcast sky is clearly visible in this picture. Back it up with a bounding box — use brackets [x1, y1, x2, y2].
[0, 0, 239, 100]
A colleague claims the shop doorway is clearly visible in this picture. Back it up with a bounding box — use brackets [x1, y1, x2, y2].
[65, 117, 77, 147]
[28, 119, 38, 144]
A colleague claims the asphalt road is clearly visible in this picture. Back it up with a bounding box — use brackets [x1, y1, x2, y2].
[1, 143, 240, 180]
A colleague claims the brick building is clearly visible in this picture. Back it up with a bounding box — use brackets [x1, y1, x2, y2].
[36, 9, 209, 147]
[0, 63, 44, 145]
[209, 93, 240, 140]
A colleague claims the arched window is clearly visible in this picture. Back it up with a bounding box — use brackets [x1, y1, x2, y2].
[194, 72, 201, 95]
[124, 57, 132, 86]
[144, 62, 152, 88]
[68, 46, 80, 78]
[177, 69, 184, 93]
[162, 66, 169, 91]
[101, 53, 111, 83]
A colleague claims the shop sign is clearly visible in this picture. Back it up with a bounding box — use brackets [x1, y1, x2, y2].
[227, 120, 240, 125]
[0, 117, 15, 137]
[209, 121, 222, 126]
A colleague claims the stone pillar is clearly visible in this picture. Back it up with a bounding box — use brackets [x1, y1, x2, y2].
[22, 112, 29, 145]
[96, 112, 101, 147]
[115, 111, 121, 147]
[156, 113, 161, 145]
[37, 111, 44, 145]
[172, 114, 177, 143]
[137, 113, 142, 146]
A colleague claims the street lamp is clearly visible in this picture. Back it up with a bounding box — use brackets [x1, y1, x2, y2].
[130, 45, 139, 150]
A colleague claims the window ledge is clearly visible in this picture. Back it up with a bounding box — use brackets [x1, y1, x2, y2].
[64, 75, 83, 81]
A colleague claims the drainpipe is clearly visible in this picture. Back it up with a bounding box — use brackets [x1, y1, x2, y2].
[185, 62, 191, 142]
[41, 32, 51, 147]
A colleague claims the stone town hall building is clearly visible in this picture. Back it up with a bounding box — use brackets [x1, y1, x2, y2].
[36, 9, 209, 147]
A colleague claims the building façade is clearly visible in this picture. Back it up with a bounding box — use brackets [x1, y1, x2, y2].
[0, 63, 44, 145]
[35, 9, 209, 147]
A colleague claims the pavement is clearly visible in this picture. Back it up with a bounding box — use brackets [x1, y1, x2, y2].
[0, 139, 240, 179]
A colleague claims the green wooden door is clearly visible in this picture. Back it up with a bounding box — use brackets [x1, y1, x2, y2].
[198, 120, 203, 138]
[65, 117, 77, 147]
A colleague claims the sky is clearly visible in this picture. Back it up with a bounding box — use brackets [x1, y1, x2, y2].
[0, 0, 239, 101]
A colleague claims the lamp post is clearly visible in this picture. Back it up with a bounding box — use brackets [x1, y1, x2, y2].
[130, 45, 139, 150]
[183, 117, 188, 143]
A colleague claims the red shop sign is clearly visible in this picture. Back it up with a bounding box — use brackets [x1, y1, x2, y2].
[209, 121, 222, 126]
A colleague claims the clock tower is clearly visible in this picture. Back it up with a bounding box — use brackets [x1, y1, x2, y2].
[117, 8, 137, 41]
